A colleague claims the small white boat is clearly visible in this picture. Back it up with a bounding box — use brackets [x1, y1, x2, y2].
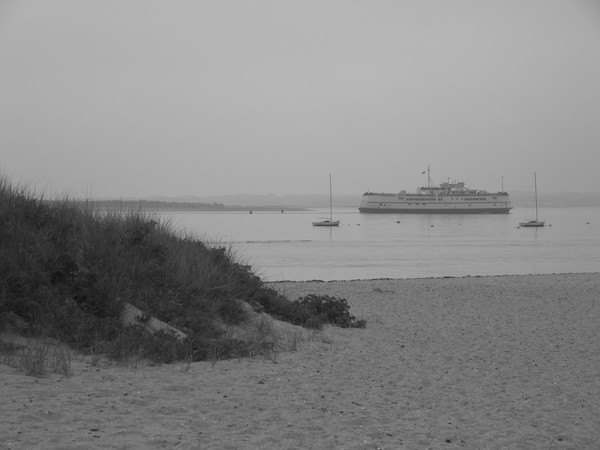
[312, 219, 340, 227]
[313, 174, 340, 227]
[519, 218, 545, 228]
[519, 173, 545, 228]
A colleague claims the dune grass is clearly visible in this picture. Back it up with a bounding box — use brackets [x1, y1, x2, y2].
[0, 176, 364, 369]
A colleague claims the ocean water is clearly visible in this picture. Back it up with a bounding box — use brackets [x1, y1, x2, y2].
[163, 207, 600, 281]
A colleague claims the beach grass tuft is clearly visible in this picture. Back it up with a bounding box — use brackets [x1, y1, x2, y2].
[0, 175, 364, 369]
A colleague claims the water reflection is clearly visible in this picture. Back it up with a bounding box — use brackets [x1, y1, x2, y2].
[165, 207, 600, 281]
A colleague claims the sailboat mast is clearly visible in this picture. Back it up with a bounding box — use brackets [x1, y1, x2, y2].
[534, 172, 538, 221]
[329, 173, 333, 221]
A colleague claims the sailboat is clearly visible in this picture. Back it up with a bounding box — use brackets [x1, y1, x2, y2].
[312, 174, 340, 227]
[519, 172, 545, 227]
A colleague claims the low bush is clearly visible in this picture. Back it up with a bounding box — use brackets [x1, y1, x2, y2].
[296, 294, 366, 329]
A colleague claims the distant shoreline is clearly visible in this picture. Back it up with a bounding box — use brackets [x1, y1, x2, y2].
[51, 199, 309, 213]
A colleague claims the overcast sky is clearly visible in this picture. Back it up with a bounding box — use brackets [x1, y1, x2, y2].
[1, 1, 600, 198]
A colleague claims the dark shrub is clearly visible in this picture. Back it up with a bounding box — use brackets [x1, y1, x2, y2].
[296, 294, 366, 329]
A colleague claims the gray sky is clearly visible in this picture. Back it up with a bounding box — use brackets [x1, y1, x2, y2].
[1, 0, 600, 198]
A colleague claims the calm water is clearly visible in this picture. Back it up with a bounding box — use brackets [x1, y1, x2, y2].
[162, 207, 600, 281]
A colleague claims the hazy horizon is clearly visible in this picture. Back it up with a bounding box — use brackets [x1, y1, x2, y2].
[2, 1, 600, 198]
[87, 191, 600, 210]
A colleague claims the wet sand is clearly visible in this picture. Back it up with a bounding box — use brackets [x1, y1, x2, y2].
[1, 273, 599, 449]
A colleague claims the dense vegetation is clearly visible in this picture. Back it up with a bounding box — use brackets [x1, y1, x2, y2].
[0, 176, 364, 365]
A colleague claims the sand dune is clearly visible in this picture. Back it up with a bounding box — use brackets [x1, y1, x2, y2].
[2, 273, 599, 449]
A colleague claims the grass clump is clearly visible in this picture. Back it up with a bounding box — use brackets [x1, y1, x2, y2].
[0, 175, 363, 368]
[0, 338, 73, 377]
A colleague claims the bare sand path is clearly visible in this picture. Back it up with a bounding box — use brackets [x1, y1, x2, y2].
[1, 273, 599, 449]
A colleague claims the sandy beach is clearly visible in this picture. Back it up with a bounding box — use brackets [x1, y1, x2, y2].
[1, 273, 599, 449]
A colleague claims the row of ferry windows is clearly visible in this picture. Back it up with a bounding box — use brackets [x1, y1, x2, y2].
[379, 203, 504, 207]
[400, 197, 496, 201]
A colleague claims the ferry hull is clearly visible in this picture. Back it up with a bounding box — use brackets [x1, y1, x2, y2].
[358, 206, 511, 214]
[359, 192, 512, 214]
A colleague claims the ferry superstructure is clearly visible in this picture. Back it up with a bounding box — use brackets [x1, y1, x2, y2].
[358, 171, 512, 214]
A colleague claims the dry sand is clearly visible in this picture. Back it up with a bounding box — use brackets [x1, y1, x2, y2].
[1, 273, 599, 449]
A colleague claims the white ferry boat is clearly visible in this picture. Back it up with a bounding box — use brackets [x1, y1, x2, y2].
[359, 169, 512, 214]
